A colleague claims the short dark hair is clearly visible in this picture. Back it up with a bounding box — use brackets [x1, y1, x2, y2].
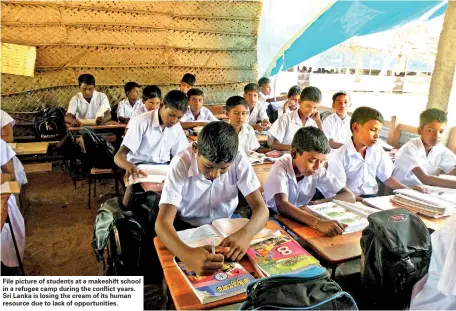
[419, 108, 447, 128]
[292, 127, 330, 155]
[288, 85, 301, 98]
[187, 88, 204, 100]
[226, 96, 248, 111]
[163, 90, 188, 112]
[197, 121, 238, 163]
[142, 85, 162, 101]
[332, 91, 350, 103]
[181, 73, 196, 86]
[300, 86, 322, 103]
[350, 107, 384, 133]
[244, 83, 260, 94]
[78, 74, 95, 87]
[258, 77, 271, 87]
[124, 81, 140, 95]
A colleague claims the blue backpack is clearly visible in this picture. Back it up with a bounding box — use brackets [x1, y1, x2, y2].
[239, 267, 357, 310]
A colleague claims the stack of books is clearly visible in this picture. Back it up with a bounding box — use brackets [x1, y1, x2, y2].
[391, 188, 456, 218]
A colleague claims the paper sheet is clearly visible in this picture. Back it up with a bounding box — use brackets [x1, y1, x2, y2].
[1, 43, 36, 77]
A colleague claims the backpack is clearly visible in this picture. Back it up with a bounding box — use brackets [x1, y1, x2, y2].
[79, 127, 116, 169]
[360, 208, 432, 309]
[240, 267, 358, 310]
[266, 103, 279, 124]
[33, 106, 67, 141]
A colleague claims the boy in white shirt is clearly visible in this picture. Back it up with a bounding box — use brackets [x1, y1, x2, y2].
[322, 91, 352, 149]
[393, 108, 456, 188]
[156, 122, 269, 275]
[327, 107, 423, 198]
[258, 77, 287, 110]
[263, 127, 355, 236]
[142, 85, 162, 112]
[117, 82, 146, 123]
[1, 139, 25, 272]
[225, 96, 260, 154]
[244, 83, 271, 131]
[282, 85, 301, 114]
[410, 215, 456, 310]
[179, 73, 196, 94]
[65, 74, 111, 126]
[269, 86, 323, 151]
[180, 88, 218, 130]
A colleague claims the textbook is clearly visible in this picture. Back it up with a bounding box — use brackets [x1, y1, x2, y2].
[125, 164, 169, 187]
[177, 218, 280, 248]
[174, 257, 255, 304]
[307, 201, 370, 234]
[246, 232, 319, 277]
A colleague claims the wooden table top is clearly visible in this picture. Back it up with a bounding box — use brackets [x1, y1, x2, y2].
[274, 195, 447, 264]
[67, 121, 127, 131]
[214, 114, 229, 120]
[1, 194, 10, 230]
[253, 163, 273, 192]
[155, 220, 282, 310]
[1, 181, 21, 194]
[188, 134, 268, 144]
[14, 142, 49, 155]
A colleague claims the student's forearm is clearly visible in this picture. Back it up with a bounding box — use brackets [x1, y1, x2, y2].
[102, 110, 111, 123]
[384, 177, 409, 190]
[418, 175, 456, 188]
[155, 213, 193, 259]
[114, 147, 133, 170]
[242, 191, 269, 239]
[1, 124, 14, 142]
[271, 139, 291, 151]
[315, 120, 323, 132]
[328, 139, 344, 149]
[64, 114, 75, 124]
[448, 166, 456, 176]
[181, 122, 207, 129]
[277, 201, 319, 227]
[118, 116, 130, 123]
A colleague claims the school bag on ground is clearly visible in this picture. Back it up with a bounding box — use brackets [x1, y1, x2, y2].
[239, 266, 358, 310]
[33, 106, 67, 141]
[360, 208, 431, 309]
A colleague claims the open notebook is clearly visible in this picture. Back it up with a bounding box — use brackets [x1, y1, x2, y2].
[247, 150, 283, 165]
[125, 164, 169, 187]
[177, 218, 280, 248]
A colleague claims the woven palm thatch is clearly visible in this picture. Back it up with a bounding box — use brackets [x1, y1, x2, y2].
[1, 0, 261, 112]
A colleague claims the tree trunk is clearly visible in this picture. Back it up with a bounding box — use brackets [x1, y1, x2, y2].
[427, 1, 456, 112]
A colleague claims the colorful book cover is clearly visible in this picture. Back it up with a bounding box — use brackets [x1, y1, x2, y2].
[176, 259, 255, 304]
[246, 233, 319, 276]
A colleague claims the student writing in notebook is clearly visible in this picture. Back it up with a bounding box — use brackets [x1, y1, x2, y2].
[393, 108, 456, 188]
[263, 127, 355, 236]
[156, 122, 269, 275]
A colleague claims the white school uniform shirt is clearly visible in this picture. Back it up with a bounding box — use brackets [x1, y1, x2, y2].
[327, 139, 394, 196]
[122, 109, 189, 165]
[67, 90, 111, 119]
[263, 154, 344, 213]
[393, 137, 456, 186]
[248, 104, 269, 126]
[116, 98, 146, 119]
[159, 145, 261, 226]
[322, 113, 351, 145]
[0, 140, 25, 267]
[180, 107, 218, 122]
[258, 91, 270, 110]
[0, 110, 27, 186]
[410, 216, 456, 310]
[238, 124, 260, 154]
[269, 110, 318, 145]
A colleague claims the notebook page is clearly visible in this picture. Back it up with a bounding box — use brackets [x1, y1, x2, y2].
[177, 224, 223, 248]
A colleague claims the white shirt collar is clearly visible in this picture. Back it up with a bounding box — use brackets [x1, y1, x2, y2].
[77, 90, 98, 104]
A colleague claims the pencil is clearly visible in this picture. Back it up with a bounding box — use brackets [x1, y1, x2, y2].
[211, 238, 215, 254]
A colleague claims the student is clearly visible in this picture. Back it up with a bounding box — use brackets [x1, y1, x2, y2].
[116, 82, 146, 123]
[327, 107, 424, 198]
[65, 74, 111, 126]
[180, 88, 218, 130]
[322, 91, 352, 149]
[226, 96, 260, 154]
[156, 122, 269, 275]
[114, 90, 189, 177]
[410, 215, 456, 310]
[263, 127, 355, 236]
[282, 85, 301, 113]
[142, 85, 162, 113]
[1, 139, 25, 272]
[0, 110, 27, 187]
[269, 86, 323, 151]
[393, 108, 456, 188]
[179, 73, 196, 94]
[244, 83, 271, 131]
[258, 77, 287, 110]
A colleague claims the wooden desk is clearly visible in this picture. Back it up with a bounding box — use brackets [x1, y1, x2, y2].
[14, 142, 49, 155]
[1, 194, 10, 230]
[155, 220, 282, 310]
[215, 114, 229, 120]
[253, 163, 272, 192]
[1, 181, 21, 195]
[67, 121, 127, 131]
[275, 196, 446, 265]
[188, 135, 267, 143]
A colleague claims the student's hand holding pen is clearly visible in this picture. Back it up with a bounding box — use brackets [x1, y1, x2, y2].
[125, 163, 147, 179]
[183, 245, 229, 276]
[220, 230, 251, 261]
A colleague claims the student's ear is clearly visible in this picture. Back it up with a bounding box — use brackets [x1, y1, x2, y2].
[417, 127, 422, 136]
[291, 150, 297, 159]
[352, 122, 359, 133]
[191, 142, 198, 153]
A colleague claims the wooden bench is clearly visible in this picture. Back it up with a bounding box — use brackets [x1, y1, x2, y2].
[23, 162, 52, 174]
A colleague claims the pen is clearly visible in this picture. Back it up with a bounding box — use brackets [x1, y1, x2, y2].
[211, 238, 215, 255]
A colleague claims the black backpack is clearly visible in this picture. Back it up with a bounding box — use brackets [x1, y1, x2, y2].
[266, 103, 279, 124]
[33, 106, 67, 141]
[79, 127, 116, 169]
[360, 208, 432, 309]
[240, 267, 358, 310]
